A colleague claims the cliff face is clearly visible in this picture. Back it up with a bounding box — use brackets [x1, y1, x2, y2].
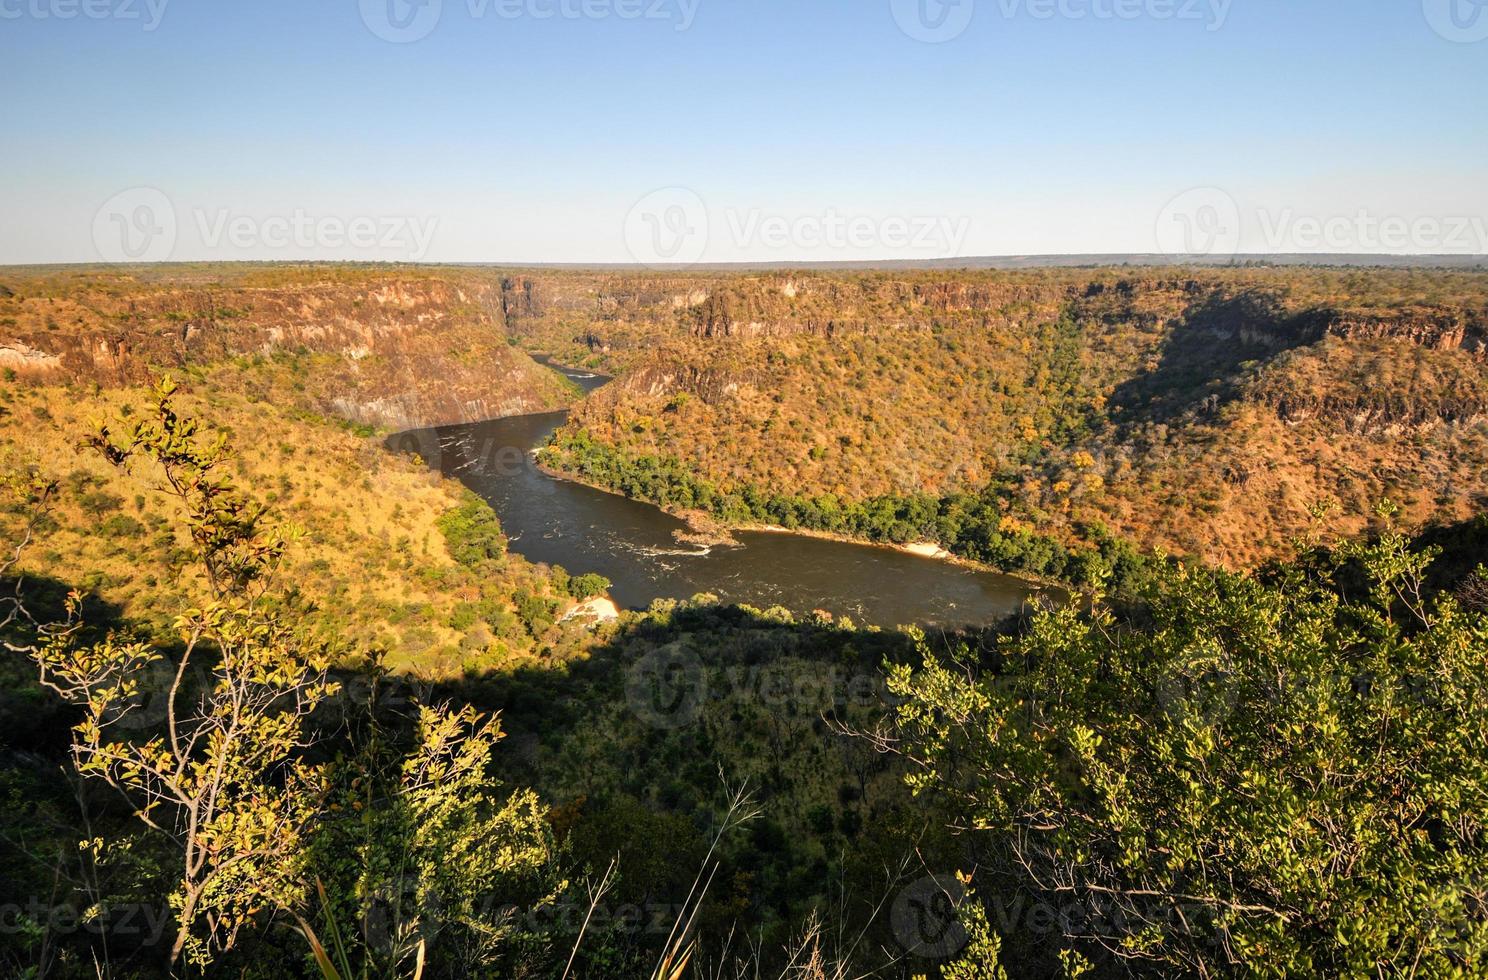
[548, 267, 1488, 570]
[613, 359, 757, 405]
[0, 270, 575, 429]
[585, 276, 1488, 426]
[501, 268, 1488, 378]
[1322, 306, 1487, 356]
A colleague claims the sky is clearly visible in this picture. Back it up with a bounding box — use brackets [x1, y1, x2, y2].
[1, 0, 1485, 264]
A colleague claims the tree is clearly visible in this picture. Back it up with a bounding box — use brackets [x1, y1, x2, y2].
[884, 530, 1488, 977]
[436, 494, 507, 568]
[568, 573, 612, 600]
[303, 691, 561, 980]
[0, 472, 63, 656]
[12, 380, 567, 974]
[25, 378, 340, 966]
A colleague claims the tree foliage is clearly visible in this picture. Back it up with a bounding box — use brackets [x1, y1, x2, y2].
[11, 380, 563, 973]
[887, 528, 1488, 977]
[436, 493, 508, 569]
[542, 430, 1155, 591]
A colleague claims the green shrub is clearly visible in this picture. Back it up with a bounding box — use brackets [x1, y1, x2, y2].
[890, 531, 1488, 977]
[437, 493, 507, 567]
[566, 572, 611, 600]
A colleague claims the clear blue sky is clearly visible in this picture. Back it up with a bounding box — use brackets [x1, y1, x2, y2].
[2, 0, 1485, 263]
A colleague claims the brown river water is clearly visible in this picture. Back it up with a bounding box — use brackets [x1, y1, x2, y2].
[389, 365, 1045, 629]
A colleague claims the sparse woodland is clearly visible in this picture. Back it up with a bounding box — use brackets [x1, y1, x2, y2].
[1, 265, 1487, 978]
[528, 268, 1488, 574]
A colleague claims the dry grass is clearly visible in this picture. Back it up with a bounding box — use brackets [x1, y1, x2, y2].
[0, 373, 583, 675]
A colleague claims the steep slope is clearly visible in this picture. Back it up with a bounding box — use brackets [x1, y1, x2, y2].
[0, 265, 577, 429]
[541, 268, 1488, 570]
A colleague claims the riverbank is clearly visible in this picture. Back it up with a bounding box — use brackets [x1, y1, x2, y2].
[560, 595, 621, 625]
[742, 523, 1060, 592]
[531, 454, 1063, 596]
[387, 356, 1056, 626]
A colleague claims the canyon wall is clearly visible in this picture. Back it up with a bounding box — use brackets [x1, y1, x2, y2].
[0, 269, 576, 429]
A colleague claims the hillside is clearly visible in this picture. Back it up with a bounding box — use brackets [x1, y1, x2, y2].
[10, 264, 1486, 575]
[0, 265, 578, 430]
[0, 375, 614, 682]
[2, 264, 1487, 979]
[534, 267, 1488, 571]
[0, 265, 620, 681]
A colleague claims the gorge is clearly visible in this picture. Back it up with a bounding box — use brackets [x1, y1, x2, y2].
[391, 362, 1046, 627]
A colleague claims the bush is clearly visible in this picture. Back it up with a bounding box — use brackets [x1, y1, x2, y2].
[567, 572, 611, 600]
[437, 493, 507, 567]
[99, 514, 145, 538]
[889, 531, 1488, 977]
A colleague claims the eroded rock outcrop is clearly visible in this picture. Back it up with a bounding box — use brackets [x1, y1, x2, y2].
[0, 273, 574, 429]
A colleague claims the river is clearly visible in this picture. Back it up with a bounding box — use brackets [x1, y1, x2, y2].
[389, 364, 1044, 628]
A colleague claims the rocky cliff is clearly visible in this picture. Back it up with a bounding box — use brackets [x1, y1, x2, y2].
[499, 268, 1488, 376]
[0, 268, 576, 429]
[544, 266, 1488, 570]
